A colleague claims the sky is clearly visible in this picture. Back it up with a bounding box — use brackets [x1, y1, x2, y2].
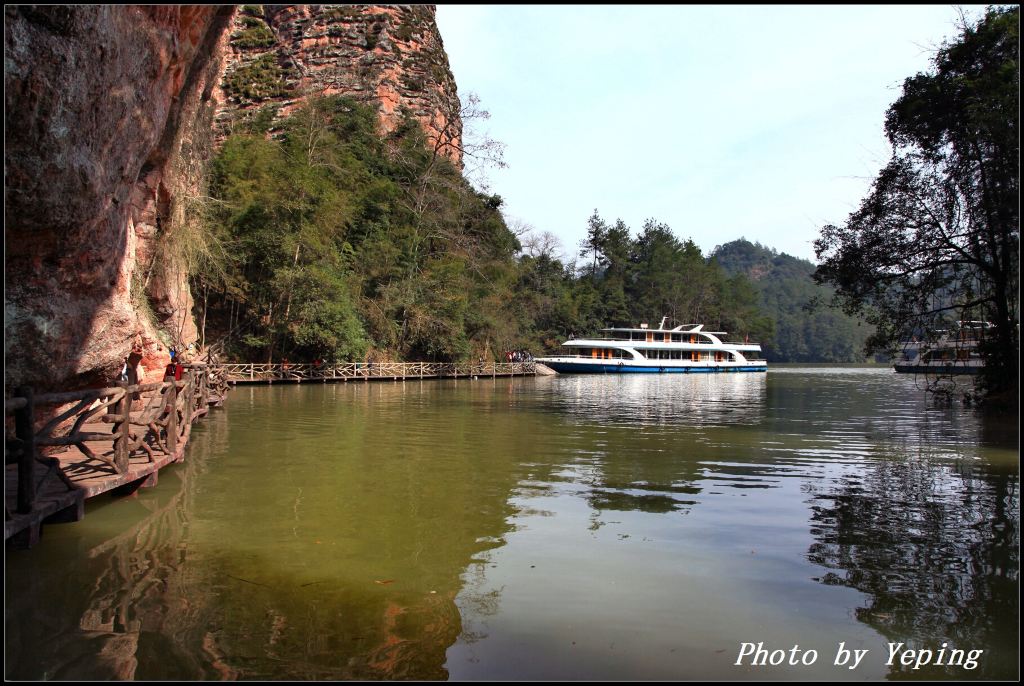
[434, 4, 986, 264]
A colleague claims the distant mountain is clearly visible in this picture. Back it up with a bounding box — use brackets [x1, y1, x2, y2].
[711, 239, 873, 362]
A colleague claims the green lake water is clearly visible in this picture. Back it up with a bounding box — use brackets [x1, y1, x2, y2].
[4, 368, 1019, 680]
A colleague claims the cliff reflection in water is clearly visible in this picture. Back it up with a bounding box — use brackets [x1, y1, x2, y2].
[5, 381, 535, 680]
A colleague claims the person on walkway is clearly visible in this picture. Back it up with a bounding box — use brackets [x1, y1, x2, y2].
[164, 359, 183, 381]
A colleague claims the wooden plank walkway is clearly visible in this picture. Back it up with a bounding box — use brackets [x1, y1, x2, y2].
[5, 364, 230, 548]
[222, 361, 537, 384]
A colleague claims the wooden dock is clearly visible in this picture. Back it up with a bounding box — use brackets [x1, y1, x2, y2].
[222, 361, 537, 384]
[4, 364, 231, 548]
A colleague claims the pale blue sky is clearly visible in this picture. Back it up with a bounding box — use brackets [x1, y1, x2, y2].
[434, 5, 985, 264]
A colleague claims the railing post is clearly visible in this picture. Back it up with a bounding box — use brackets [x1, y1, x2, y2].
[14, 386, 36, 514]
[184, 371, 196, 424]
[199, 366, 209, 408]
[113, 383, 130, 473]
[165, 381, 178, 456]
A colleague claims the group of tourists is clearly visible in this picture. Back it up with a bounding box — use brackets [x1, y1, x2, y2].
[504, 350, 533, 363]
[118, 341, 205, 385]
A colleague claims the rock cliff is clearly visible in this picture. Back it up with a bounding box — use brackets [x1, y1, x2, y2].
[5, 5, 236, 394]
[216, 5, 463, 166]
[5, 5, 464, 395]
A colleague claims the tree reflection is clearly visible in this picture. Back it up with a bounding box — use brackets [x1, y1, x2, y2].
[6, 382, 531, 681]
[806, 457, 1019, 679]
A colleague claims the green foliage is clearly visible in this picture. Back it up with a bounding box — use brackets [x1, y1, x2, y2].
[235, 104, 279, 135]
[232, 23, 276, 50]
[202, 96, 520, 363]
[513, 212, 781, 356]
[324, 7, 358, 22]
[394, 22, 415, 42]
[814, 6, 1019, 398]
[714, 239, 868, 362]
[222, 54, 292, 102]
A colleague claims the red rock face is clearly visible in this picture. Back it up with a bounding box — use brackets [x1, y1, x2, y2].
[216, 5, 463, 167]
[4, 4, 463, 395]
[4, 5, 236, 393]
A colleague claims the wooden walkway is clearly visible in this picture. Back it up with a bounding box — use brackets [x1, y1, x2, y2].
[5, 364, 231, 548]
[222, 361, 537, 384]
[5, 360, 536, 548]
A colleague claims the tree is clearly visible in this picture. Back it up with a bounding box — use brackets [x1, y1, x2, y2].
[579, 209, 608, 279]
[814, 6, 1019, 401]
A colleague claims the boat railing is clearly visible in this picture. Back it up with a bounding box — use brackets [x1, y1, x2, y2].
[565, 338, 758, 346]
[542, 354, 604, 359]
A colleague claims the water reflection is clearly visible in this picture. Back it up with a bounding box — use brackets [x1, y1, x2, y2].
[535, 372, 767, 427]
[7, 381, 534, 680]
[5, 371, 1018, 680]
[806, 458, 1019, 679]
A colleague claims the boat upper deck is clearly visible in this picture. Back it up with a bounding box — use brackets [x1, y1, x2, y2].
[567, 324, 760, 349]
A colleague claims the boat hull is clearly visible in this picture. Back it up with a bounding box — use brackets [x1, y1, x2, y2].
[537, 360, 767, 374]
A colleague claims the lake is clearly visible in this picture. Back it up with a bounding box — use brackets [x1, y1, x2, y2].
[4, 368, 1018, 680]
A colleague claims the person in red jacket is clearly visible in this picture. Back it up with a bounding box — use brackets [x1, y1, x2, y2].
[164, 360, 183, 381]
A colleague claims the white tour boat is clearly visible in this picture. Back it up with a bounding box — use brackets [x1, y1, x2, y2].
[537, 317, 767, 374]
[894, 321, 991, 375]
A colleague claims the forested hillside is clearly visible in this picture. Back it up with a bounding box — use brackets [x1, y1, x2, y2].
[712, 239, 873, 362]
[198, 96, 519, 363]
[196, 97, 871, 364]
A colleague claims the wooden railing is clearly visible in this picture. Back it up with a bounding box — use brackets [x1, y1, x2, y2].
[219, 361, 537, 383]
[5, 364, 223, 519]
